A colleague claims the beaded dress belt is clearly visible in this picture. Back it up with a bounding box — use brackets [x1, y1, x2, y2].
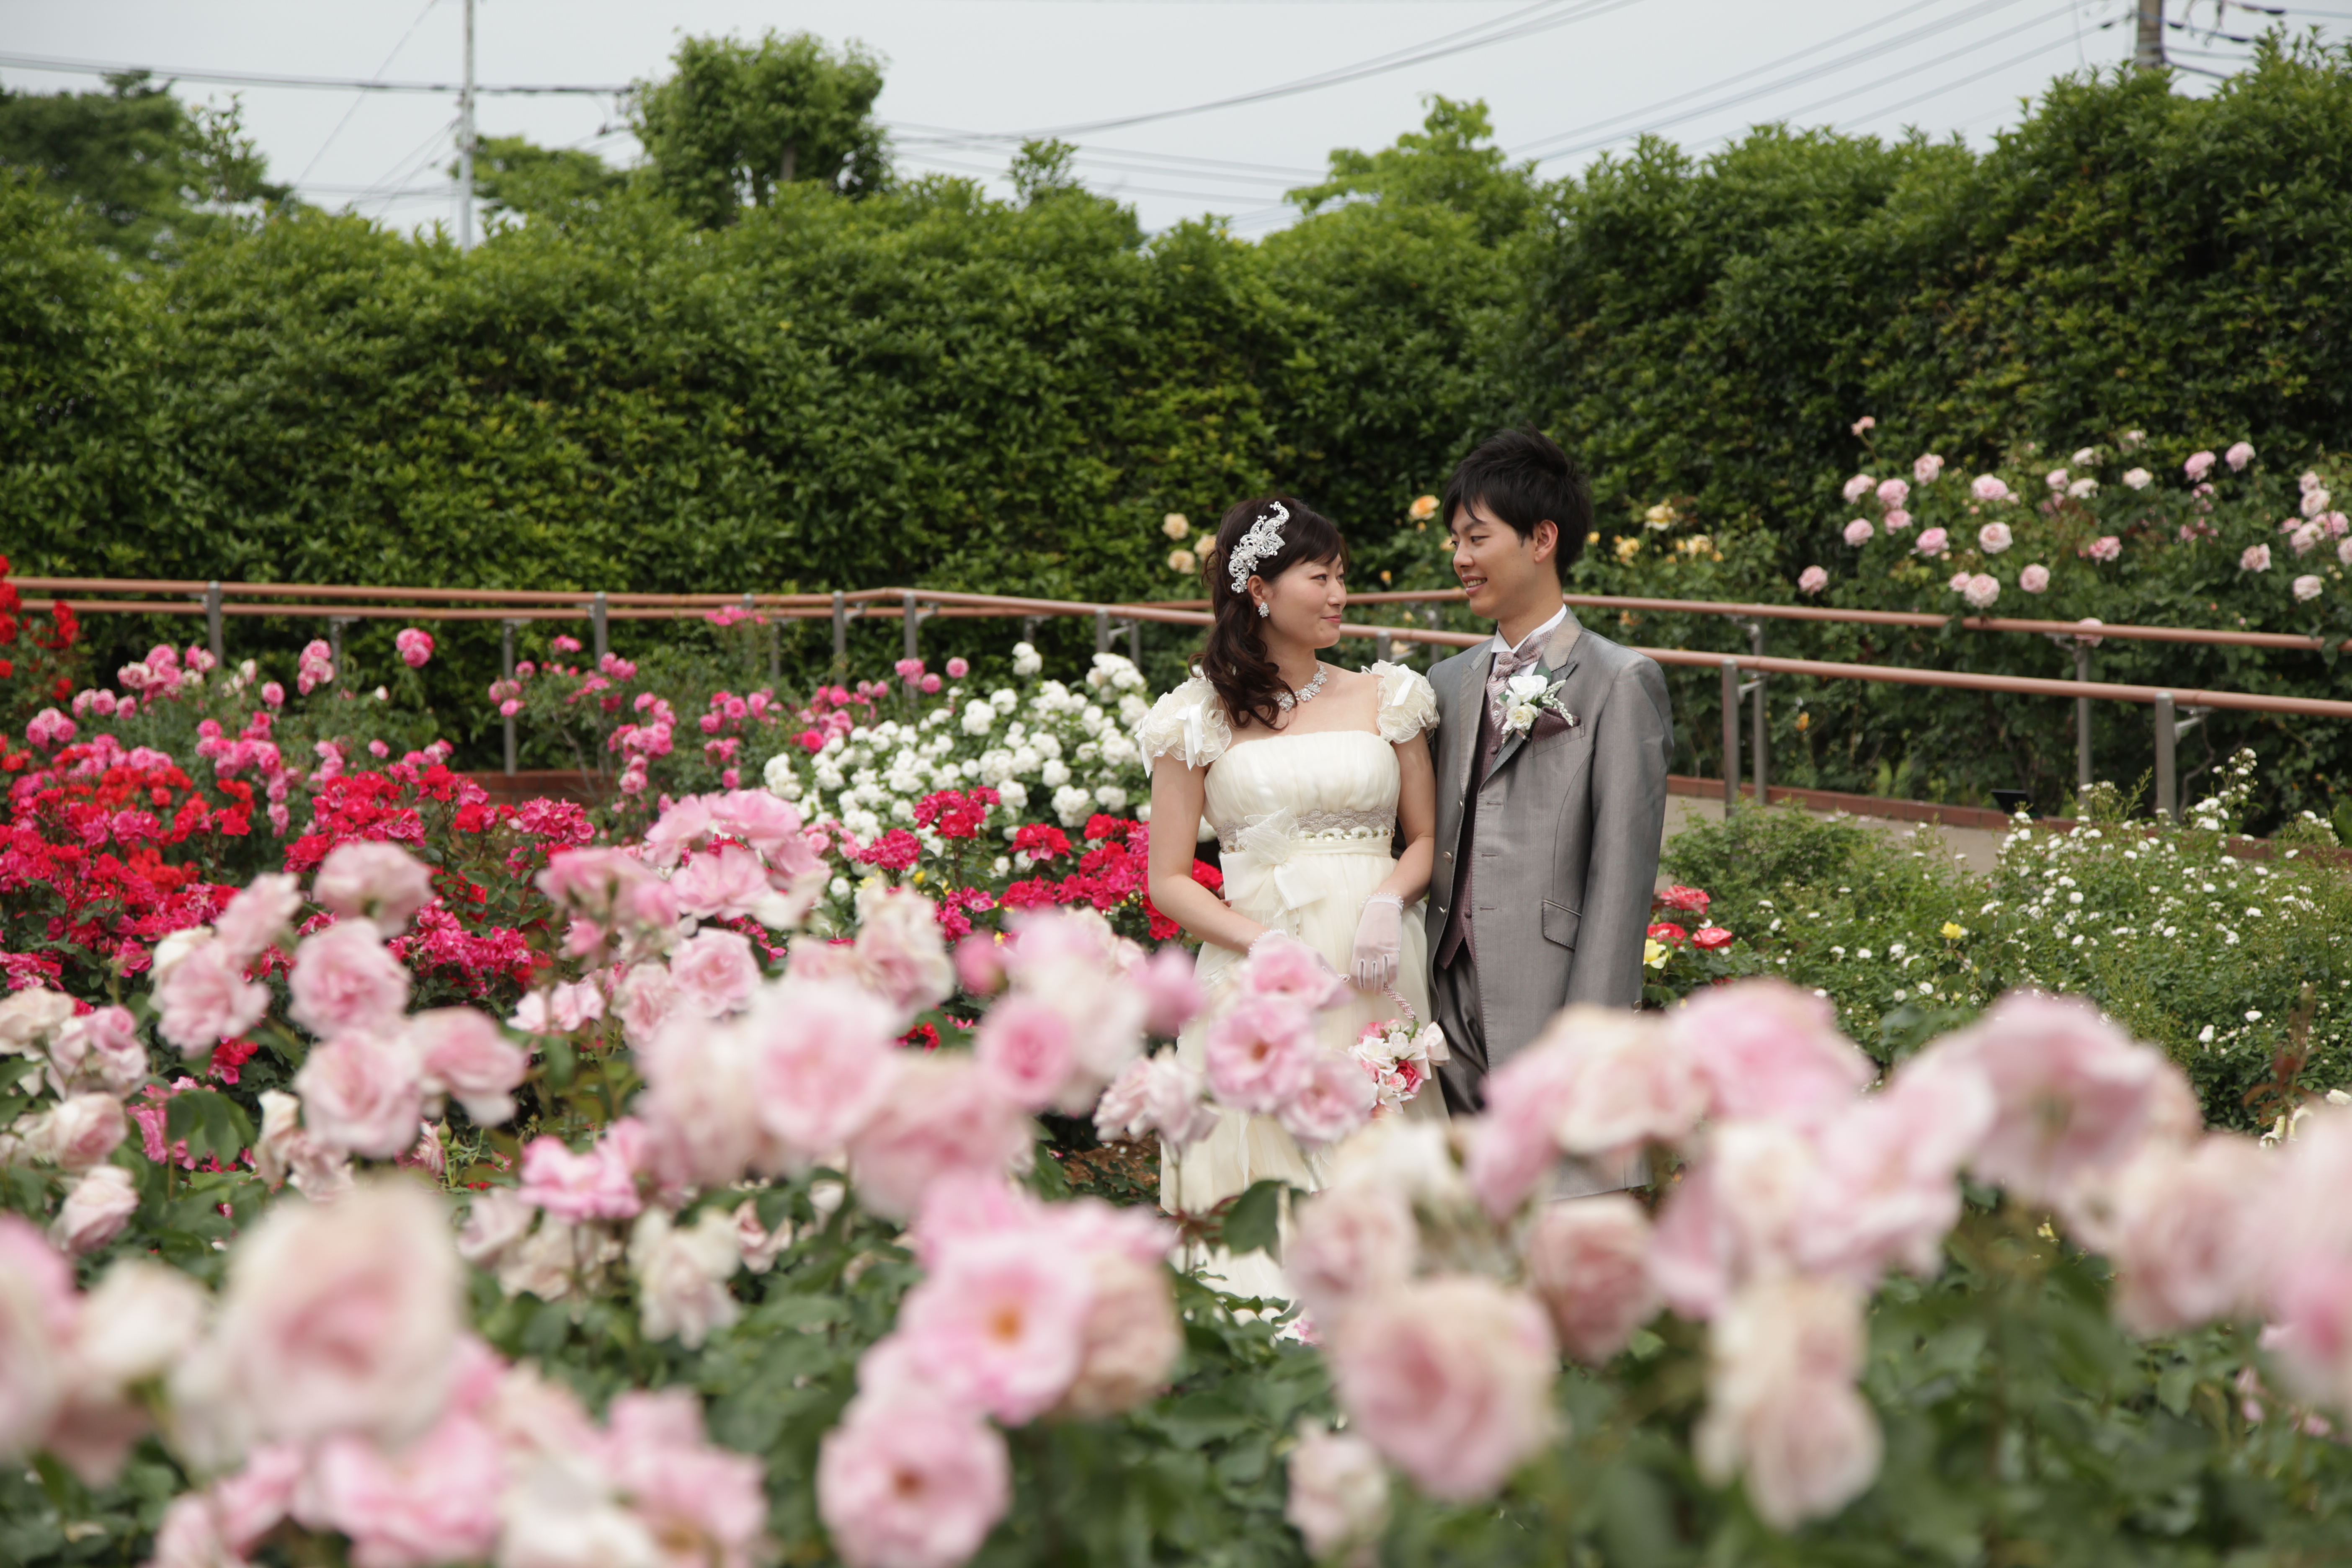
[1215, 807, 1394, 856]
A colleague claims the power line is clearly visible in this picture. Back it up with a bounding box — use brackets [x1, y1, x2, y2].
[296, 0, 443, 186]
[0, 49, 625, 95]
[1520, 0, 2054, 164]
[1781, 27, 2089, 137]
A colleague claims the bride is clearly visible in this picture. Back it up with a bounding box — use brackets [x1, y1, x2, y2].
[1138, 494, 1441, 1300]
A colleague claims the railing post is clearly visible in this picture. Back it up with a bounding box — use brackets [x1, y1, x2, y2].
[501, 618, 521, 777]
[1127, 619, 1141, 666]
[832, 591, 847, 664]
[2154, 691, 2177, 822]
[1094, 608, 1111, 655]
[2073, 642, 2093, 792]
[591, 591, 609, 664]
[205, 580, 223, 665]
[902, 591, 920, 670]
[1746, 622, 1769, 803]
[1374, 629, 1393, 663]
[1021, 615, 1044, 646]
[328, 614, 356, 672]
[1720, 658, 1741, 810]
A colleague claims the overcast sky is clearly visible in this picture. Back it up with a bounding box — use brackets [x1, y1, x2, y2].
[1, 0, 2335, 238]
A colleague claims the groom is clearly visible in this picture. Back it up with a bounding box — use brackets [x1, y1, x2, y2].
[1426, 429, 1674, 1166]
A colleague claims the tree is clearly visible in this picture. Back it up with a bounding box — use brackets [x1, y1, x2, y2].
[465, 136, 630, 224]
[1287, 95, 1539, 247]
[0, 73, 287, 258]
[631, 32, 889, 227]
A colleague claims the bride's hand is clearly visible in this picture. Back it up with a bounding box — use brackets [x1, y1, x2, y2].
[1350, 894, 1403, 990]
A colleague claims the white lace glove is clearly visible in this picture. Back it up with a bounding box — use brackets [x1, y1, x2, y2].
[1350, 894, 1403, 990]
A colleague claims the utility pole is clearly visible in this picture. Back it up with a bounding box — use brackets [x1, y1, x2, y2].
[2135, 0, 2166, 70]
[457, 0, 476, 248]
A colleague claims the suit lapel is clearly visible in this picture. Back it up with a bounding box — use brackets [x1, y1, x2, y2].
[1485, 608, 1584, 780]
[1451, 651, 1485, 799]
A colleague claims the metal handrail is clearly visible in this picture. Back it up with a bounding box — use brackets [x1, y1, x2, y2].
[17, 577, 2347, 821]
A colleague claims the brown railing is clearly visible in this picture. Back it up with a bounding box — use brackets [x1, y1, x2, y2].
[18, 576, 2351, 821]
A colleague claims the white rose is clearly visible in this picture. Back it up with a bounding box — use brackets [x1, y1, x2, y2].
[1041, 761, 1071, 788]
[997, 781, 1029, 811]
[1093, 786, 1128, 812]
[1012, 643, 1043, 676]
[1053, 786, 1094, 828]
[960, 702, 997, 737]
[1509, 703, 1540, 731]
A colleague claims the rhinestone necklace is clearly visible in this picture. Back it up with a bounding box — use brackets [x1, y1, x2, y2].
[1275, 665, 1330, 713]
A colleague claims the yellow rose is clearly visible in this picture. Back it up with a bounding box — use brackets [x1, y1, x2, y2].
[1408, 494, 1439, 521]
[1168, 548, 1197, 575]
[1614, 536, 1642, 564]
[1643, 937, 1669, 970]
[1163, 513, 1190, 539]
[1941, 921, 1968, 940]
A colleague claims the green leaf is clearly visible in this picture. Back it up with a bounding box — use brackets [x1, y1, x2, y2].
[1223, 1179, 1289, 1259]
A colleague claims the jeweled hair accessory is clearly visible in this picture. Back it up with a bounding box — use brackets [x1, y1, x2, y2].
[1225, 502, 1290, 596]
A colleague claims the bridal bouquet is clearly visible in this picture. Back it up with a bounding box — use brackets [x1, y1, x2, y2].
[1352, 1013, 1446, 1111]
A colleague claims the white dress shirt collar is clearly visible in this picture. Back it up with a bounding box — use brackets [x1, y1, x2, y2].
[1491, 603, 1568, 659]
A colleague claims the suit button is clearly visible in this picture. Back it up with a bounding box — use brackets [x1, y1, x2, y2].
[1440, 851, 1451, 862]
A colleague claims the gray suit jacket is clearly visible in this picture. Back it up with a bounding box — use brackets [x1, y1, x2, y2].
[1425, 607, 1675, 1077]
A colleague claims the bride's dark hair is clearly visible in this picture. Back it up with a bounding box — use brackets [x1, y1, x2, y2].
[1197, 494, 1347, 730]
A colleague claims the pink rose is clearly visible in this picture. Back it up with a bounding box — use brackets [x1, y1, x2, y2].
[2241, 543, 2272, 572]
[517, 1127, 644, 1222]
[1524, 1194, 1658, 1364]
[37, 1093, 126, 1171]
[1976, 521, 2012, 554]
[1277, 1048, 1377, 1148]
[895, 1235, 1093, 1421]
[1092, 1052, 1217, 1152]
[1882, 508, 1911, 531]
[1913, 453, 1944, 486]
[1646, 1119, 1820, 1319]
[742, 979, 899, 1168]
[668, 928, 761, 1018]
[1541, 1007, 1707, 1161]
[52, 1165, 140, 1256]
[2184, 450, 2216, 481]
[1234, 933, 1350, 1011]
[187, 1181, 462, 1453]
[1329, 1276, 1557, 1501]
[1203, 997, 1319, 1114]
[1693, 1276, 1880, 1529]
[1842, 518, 1874, 547]
[1057, 1252, 1181, 1419]
[1963, 573, 1999, 609]
[0, 1214, 70, 1450]
[406, 1008, 526, 1126]
[1794, 1047, 1991, 1289]
[2019, 563, 2050, 593]
[1797, 566, 1828, 595]
[1970, 474, 2013, 503]
[2225, 441, 2255, 471]
[1924, 991, 2189, 1207]
[893, 657, 925, 682]
[1284, 1181, 1417, 1329]
[49, 1006, 145, 1097]
[393, 627, 435, 668]
[214, 873, 302, 964]
[1673, 980, 1871, 1131]
[2105, 1135, 2271, 1335]
[156, 940, 269, 1057]
[1840, 474, 1873, 503]
[2293, 573, 2324, 602]
[853, 887, 956, 1023]
[1914, 527, 1948, 555]
[670, 843, 773, 922]
[973, 994, 1077, 1112]
[1875, 477, 1908, 509]
[1136, 946, 1204, 1037]
[1284, 1426, 1389, 1565]
[289, 922, 412, 1041]
[1463, 1039, 1583, 1218]
[600, 1389, 766, 1568]
[615, 962, 679, 1047]
[847, 1055, 1029, 1220]
[294, 1034, 426, 1158]
[818, 1392, 1010, 1568]
[2088, 535, 2122, 562]
[2045, 467, 2070, 492]
[635, 1016, 762, 1191]
[314, 843, 435, 938]
[953, 934, 1006, 996]
[310, 1411, 503, 1568]
[627, 1209, 742, 1349]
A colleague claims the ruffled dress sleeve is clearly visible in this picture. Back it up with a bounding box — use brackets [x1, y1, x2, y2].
[1367, 661, 1439, 744]
[1135, 677, 1233, 769]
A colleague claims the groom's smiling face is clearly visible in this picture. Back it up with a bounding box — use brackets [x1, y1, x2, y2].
[1448, 499, 1559, 625]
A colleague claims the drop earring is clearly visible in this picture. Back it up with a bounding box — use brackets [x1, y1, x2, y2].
[1255, 601, 1270, 618]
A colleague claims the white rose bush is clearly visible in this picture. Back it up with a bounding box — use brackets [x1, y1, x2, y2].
[8, 630, 2352, 1565]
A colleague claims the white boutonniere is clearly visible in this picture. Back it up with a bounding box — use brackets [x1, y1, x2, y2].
[1494, 672, 1575, 738]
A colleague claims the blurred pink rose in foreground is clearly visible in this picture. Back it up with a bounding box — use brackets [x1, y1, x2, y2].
[292, 1035, 425, 1159]
[1695, 1276, 1881, 1529]
[1285, 1426, 1389, 1568]
[1797, 566, 1828, 595]
[1524, 1196, 1658, 1364]
[1329, 1275, 1557, 1501]
[818, 1392, 1009, 1568]
[289, 921, 413, 1042]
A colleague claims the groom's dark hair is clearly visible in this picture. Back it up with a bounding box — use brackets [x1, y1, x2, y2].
[1442, 428, 1592, 577]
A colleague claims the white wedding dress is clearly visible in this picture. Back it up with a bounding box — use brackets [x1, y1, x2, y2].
[1136, 661, 1442, 1302]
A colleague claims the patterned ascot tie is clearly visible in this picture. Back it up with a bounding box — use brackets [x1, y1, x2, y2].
[1483, 638, 1545, 720]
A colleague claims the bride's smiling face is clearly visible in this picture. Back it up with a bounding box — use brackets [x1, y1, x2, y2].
[1252, 555, 1347, 650]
